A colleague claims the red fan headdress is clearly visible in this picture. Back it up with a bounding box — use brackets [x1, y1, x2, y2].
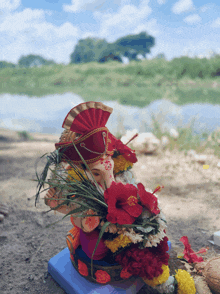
[55, 102, 116, 164]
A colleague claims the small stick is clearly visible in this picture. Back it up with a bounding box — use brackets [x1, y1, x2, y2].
[30, 239, 46, 264]
[125, 133, 138, 145]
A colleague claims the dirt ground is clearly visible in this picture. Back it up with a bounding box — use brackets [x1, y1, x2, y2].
[0, 128, 220, 294]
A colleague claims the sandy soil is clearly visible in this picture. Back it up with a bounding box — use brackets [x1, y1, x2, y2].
[0, 128, 220, 294]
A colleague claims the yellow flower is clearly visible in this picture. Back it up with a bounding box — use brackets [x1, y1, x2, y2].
[143, 264, 170, 287]
[67, 168, 85, 182]
[175, 269, 196, 294]
[113, 155, 133, 175]
[104, 234, 132, 253]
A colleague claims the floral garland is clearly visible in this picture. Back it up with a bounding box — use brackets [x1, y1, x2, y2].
[114, 236, 169, 279]
[174, 269, 196, 294]
[67, 166, 85, 182]
[113, 155, 133, 175]
[104, 234, 132, 253]
[143, 264, 170, 287]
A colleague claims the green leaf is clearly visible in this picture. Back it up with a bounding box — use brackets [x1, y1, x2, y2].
[61, 206, 88, 219]
[136, 225, 155, 233]
[91, 221, 111, 277]
[73, 214, 102, 218]
[71, 142, 102, 192]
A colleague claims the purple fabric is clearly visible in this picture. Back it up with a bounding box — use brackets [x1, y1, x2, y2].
[80, 229, 109, 260]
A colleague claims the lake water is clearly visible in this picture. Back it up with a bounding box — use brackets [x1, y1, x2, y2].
[1, 93, 220, 137]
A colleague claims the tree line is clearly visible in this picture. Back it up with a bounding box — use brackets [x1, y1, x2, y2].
[0, 32, 155, 68]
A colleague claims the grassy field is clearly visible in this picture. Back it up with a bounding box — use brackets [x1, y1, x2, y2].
[0, 57, 220, 107]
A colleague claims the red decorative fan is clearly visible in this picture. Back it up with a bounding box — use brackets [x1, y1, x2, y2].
[62, 102, 113, 135]
[55, 102, 115, 164]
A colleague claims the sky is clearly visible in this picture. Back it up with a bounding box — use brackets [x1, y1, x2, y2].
[0, 0, 220, 64]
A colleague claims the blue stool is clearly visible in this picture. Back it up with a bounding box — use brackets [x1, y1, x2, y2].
[48, 247, 145, 294]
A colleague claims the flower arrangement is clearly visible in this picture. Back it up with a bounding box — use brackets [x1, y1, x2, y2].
[36, 140, 197, 293]
[35, 144, 169, 284]
[34, 101, 200, 293]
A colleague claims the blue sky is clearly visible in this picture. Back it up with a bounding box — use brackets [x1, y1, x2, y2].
[0, 0, 220, 64]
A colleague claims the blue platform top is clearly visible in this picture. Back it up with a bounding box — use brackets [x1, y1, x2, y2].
[48, 247, 145, 294]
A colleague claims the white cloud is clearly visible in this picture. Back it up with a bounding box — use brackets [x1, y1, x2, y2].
[200, 4, 212, 13]
[211, 18, 220, 28]
[157, 0, 166, 5]
[0, 0, 20, 12]
[95, 1, 152, 40]
[132, 18, 160, 37]
[0, 8, 79, 63]
[184, 14, 201, 25]
[0, 8, 45, 34]
[63, 0, 107, 12]
[172, 0, 194, 14]
[81, 31, 98, 39]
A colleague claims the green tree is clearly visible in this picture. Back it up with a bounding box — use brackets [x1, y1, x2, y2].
[70, 32, 155, 64]
[18, 55, 55, 68]
[113, 32, 155, 61]
[0, 61, 16, 69]
[70, 38, 117, 63]
[155, 53, 166, 59]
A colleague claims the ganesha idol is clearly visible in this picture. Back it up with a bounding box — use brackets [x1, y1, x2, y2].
[37, 102, 196, 293]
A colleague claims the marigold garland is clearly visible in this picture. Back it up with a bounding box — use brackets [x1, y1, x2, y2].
[78, 260, 89, 276]
[67, 168, 84, 181]
[104, 234, 132, 253]
[143, 264, 170, 287]
[113, 155, 133, 175]
[175, 269, 196, 294]
[95, 270, 111, 284]
[115, 237, 169, 279]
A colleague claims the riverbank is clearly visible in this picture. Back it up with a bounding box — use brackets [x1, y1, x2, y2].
[0, 129, 220, 293]
[1, 59, 220, 107]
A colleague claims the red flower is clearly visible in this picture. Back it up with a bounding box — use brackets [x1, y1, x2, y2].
[104, 182, 143, 225]
[115, 240, 169, 279]
[95, 270, 111, 284]
[115, 139, 137, 163]
[180, 236, 205, 263]
[137, 183, 160, 215]
[78, 260, 88, 276]
[120, 267, 132, 279]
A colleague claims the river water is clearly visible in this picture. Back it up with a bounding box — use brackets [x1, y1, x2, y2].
[1, 93, 220, 136]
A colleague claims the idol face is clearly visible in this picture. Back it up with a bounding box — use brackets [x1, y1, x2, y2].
[72, 155, 115, 231]
[86, 155, 114, 190]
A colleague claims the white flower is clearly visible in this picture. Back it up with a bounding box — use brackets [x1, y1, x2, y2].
[123, 228, 144, 243]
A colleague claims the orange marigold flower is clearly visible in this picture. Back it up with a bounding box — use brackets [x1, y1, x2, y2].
[78, 260, 88, 276]
[95, 270, 111, 284]
[120, 267, 132, 279]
